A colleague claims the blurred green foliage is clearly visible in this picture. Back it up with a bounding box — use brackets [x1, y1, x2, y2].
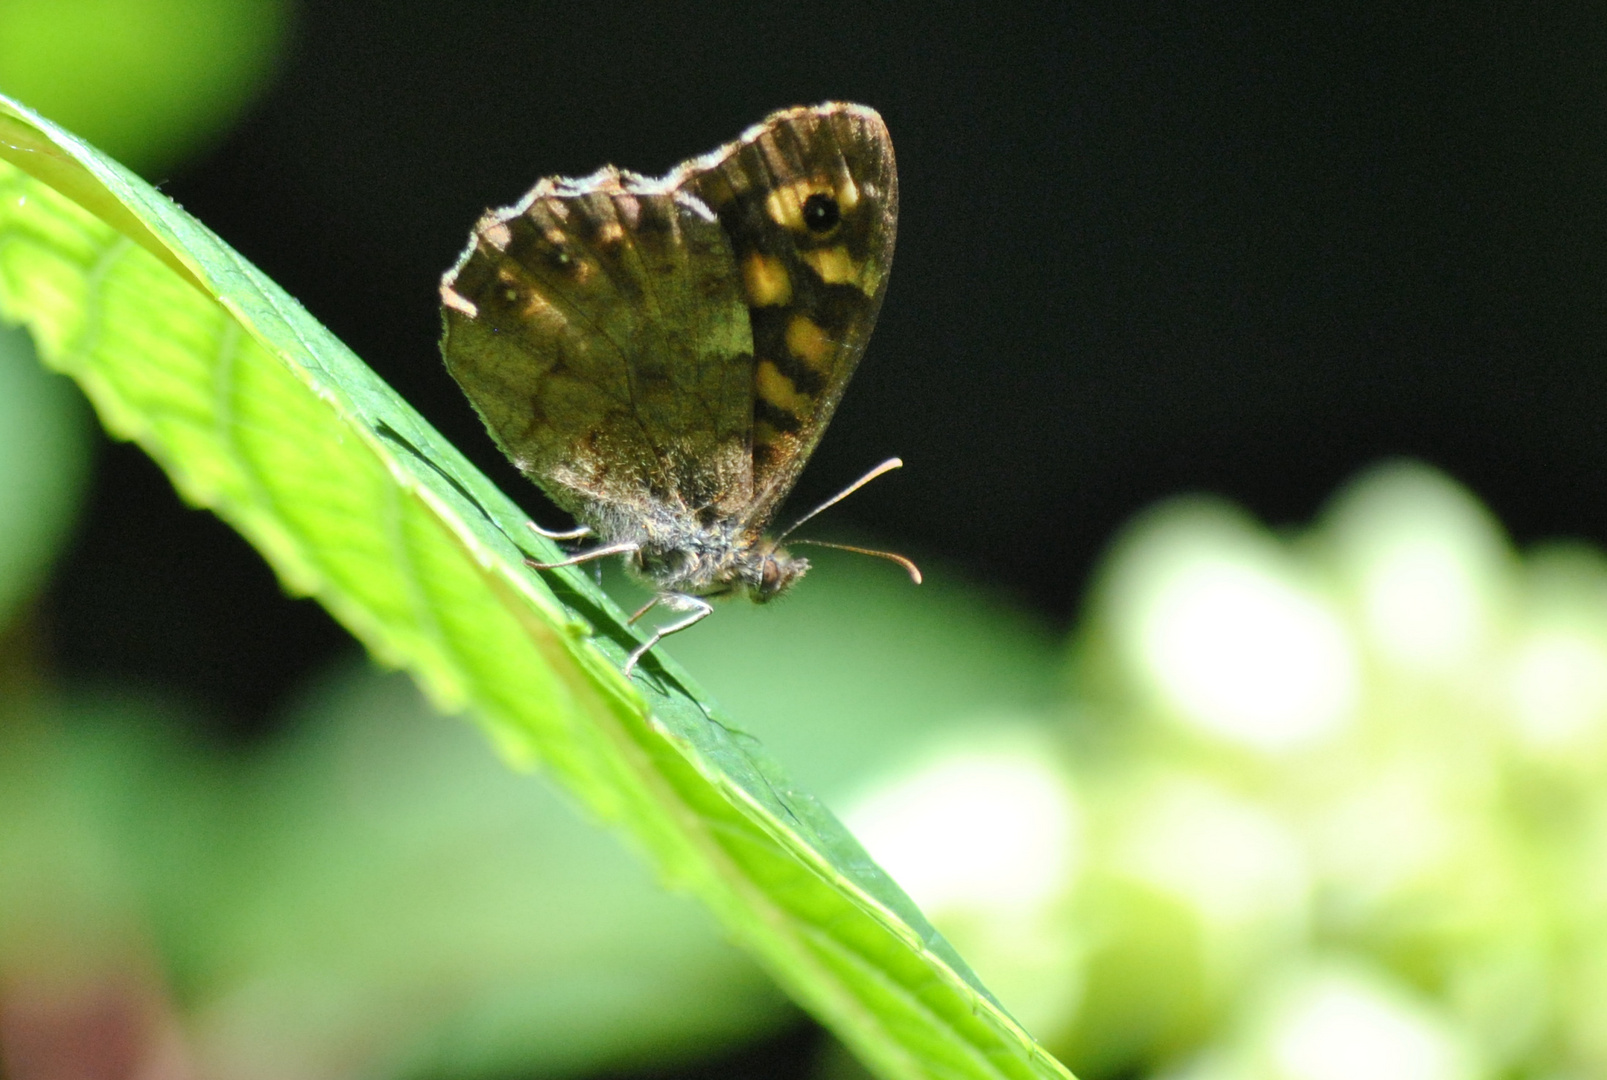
[0, 665, 791, 1079]
[0, 325, 91, 628]
[0, 0, 290, 175]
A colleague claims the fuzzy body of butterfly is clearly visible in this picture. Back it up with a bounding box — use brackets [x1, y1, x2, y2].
[439, 103, 917, 674]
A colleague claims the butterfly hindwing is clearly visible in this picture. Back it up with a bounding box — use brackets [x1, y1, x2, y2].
[440, 171, 756, 525]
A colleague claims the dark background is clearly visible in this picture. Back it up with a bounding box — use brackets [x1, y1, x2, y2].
[42, 2, 1607, 734]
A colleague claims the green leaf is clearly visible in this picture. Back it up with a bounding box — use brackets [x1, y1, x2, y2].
[0, 94, 1074, 1080]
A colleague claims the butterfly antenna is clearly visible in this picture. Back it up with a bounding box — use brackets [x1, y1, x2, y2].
[788, 539, 922, 584]
[775, 457, 905, 543]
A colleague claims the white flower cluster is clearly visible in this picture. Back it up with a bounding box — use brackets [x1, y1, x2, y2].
[845, 461, 1607, 1080]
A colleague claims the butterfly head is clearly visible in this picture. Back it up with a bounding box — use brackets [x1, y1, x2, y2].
[753, 544, 809, 603]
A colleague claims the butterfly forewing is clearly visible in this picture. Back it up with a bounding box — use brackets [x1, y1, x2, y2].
[679, 104, 898, 524]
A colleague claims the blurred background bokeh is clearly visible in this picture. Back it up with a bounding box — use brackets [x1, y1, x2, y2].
[5, 2, 1607, 1078]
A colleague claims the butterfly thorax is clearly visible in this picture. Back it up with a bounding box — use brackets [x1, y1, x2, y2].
[605, 509, 808, 601]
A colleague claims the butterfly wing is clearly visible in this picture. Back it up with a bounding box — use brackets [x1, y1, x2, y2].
[679, 103, 898, 528]
[440, 168, 756, 532]
[439, 103, 897, 540]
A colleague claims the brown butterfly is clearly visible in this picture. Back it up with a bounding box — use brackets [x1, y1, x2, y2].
[440, 103, 916, 674]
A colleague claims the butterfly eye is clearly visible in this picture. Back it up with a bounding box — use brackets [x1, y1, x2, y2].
[801, 192, 841, 233]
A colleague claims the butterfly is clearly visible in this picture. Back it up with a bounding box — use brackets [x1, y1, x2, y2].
[439, 102, 916, 675]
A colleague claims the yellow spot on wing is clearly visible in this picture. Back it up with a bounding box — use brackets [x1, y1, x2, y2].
[764, 176, 833, 232]
[765, 185, 803, 230]
[785, 315, 832, 371]
[753, 419, 788, 451]
[837, 172, 860, 212]
[801, 246, 860, 287]
[757, 359, 807, 412]
[742, 253, 793, 306]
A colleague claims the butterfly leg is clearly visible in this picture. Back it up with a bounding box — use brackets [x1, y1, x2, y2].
[525, 540, 638, 571]
[626, 596, 661, 625]
[526, 521, 593, 541]
[623, 594, 714, 677]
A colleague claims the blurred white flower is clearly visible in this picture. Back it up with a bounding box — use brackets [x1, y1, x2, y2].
[1256, 963, 1481, 1080]
[1501, 547, 1607, 756]
[1149, 962, 1484, 1080]
[842, 730, 1084, 1039]
[844, 731, 1081, 915]
[1307, 767, 1462, 915]
[1103, 501, 1357, 751]
[1505, 628, 1607, 750]
[1112, 773, 1309, 995]
[1321, 462, 1512, 676]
